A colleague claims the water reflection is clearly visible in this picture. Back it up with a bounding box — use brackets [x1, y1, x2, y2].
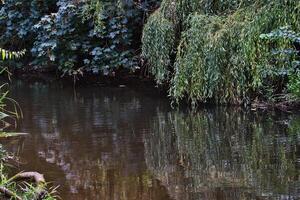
[9, 81, 171, 200]
[145, 108, 300, 200]
[5, 80, 300, 200]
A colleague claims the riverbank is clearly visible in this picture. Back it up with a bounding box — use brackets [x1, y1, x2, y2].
[1, 0, 299, 110]
[8, 69, 300, 113]
[0, 141, 58, 200]
[0, 75, 58, 199]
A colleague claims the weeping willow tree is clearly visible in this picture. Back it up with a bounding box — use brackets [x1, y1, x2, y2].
[142, 0, 300, 105]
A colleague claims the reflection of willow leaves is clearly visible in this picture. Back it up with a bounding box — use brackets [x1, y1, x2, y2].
[145, 108, 299, 198]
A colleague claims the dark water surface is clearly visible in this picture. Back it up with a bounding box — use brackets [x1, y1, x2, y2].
[5, 81, 300, 200]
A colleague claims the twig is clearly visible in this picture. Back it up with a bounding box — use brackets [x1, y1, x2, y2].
[13, 172, 47, 200]
[14, 172, 45, 184]
[0, 186, 22, 200]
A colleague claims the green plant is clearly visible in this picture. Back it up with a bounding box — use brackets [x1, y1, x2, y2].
[143, 0, 300, 105]
[0, 48, 25, 60]
[0, 0, 161, 75]
[0, 48, 25, 130]
[0, 164, 58, 200]
[0, 50, 24, 128]
[288, 70, 300, 97]
[260, 26, 300, 98]
[142, 10, 175, 84]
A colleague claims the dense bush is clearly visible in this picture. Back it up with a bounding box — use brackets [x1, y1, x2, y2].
[142, 0, 300, 105]
[0, 0, 161, 75]
[260, 27, 300, 98]
[35, 0, 138, 75]
[0, 0, 55, 48]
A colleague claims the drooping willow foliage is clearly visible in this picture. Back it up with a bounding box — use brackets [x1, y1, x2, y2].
[142, 0, 300, 105]
[142, 10, 175, 84]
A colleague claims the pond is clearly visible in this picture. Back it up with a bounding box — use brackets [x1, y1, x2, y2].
[4, 80, 300, 200]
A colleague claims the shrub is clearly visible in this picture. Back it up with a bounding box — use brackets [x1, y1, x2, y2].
[289, 71, 300, 97]
[260, 27, 300, 97]
[0, 0, 55, 50]
[0, 0, 161, 75]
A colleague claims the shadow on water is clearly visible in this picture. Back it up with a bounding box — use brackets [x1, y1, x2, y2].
[3, 80, 300, 200]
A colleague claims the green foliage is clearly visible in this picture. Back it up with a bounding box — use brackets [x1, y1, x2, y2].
[0, 0, 55, 48]
[260, 26, 300, 42]
[1, 0, 299, 105]
[0, 83, 21, 130]
[170, 7, 256, 104]
[260, 26, 300, 98]
[0, 163, 58, 200]
[159, 0, 256, 23]
[0, 48, 25, 60]
[0, 48, 25, 130]
[288, 71, 300, 97]
[142, 10, 175, 83]
[31, 0, 90, 74]
[143, 0, 300, 105]
[171, 14, 228, 104]
[79, 0, 140, 75]
[0, 0, 161, 75]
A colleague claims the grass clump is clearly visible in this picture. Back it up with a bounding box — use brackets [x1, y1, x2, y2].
[0, 157, 58, 200]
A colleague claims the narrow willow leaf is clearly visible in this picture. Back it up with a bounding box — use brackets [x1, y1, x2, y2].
[1, 49, 5, 60]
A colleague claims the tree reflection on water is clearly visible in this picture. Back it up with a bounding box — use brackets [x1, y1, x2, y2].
[6, 81, 300, 200]
[145, 108, 299, 200]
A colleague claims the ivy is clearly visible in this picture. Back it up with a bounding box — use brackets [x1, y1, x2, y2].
[0, 0, 161, 75]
